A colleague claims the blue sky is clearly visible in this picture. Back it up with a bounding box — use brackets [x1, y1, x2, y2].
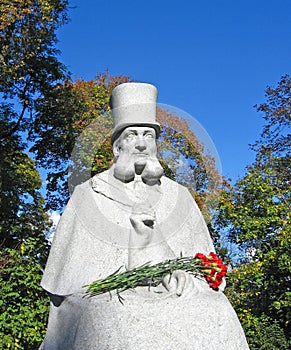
[57, 0, 291, 181]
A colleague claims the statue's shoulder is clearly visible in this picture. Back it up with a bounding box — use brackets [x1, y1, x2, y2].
[160, 176, 192, 204]
[160, 175, 189, 193]
[69, 170, 111, 199]
[76, 170, 111, 189]
[91, 169, 111, 182]
[89, 169, 115, 193]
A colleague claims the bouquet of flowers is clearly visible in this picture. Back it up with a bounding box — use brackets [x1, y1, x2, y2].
[84, 252, 227, 300]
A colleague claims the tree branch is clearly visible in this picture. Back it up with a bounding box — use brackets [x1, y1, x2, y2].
[0, 80, 31, 140]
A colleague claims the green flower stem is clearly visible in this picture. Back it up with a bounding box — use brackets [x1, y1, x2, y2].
[84, 256, 203, 298]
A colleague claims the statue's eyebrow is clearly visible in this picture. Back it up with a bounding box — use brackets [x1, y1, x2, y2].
[124, 129, 137, 135]
[143, 130, 155, 136]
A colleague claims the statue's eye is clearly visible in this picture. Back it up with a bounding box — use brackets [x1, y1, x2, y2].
[145, 132, 154, 138]
[125, 131, 135, 138]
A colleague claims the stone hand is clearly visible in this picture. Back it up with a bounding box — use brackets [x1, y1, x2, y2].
[162, 270, 191, 296]
[129, 204, 156, 246]
[128, 203, 175, 268]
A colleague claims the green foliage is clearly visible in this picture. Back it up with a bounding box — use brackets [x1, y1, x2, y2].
[0, 238, 50, 350]
[234, 313, 289, 350]
[252, 319, 290, 350]
[0, 120, 51, 349]
[0, 120, 51, 252]
[0, 1, 68, 347]
[217, 75, 291, 347]
[91, 137, 114, 176]
[0, 0, 68, 100]
[0, 0, 68, 245]
[253, 74, 291, 159]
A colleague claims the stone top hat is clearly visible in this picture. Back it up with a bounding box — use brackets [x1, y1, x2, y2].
[110, 82, 161, 143]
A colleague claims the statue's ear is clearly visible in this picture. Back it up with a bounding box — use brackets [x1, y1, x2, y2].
[112, 141, 120, 158]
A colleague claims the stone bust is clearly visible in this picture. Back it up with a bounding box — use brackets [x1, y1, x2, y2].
[40, 83, 249, 349]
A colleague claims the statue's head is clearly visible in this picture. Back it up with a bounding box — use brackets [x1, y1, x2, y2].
[110, 83, 163, 184]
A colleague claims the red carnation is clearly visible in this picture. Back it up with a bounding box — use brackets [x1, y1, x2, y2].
[195, 253, 206, 260]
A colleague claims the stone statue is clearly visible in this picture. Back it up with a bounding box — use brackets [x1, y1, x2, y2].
[40, 83, 250, 349]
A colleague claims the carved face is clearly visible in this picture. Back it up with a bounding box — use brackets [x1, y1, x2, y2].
[113, 126, 163, 183]
[113, 126, 157, 161]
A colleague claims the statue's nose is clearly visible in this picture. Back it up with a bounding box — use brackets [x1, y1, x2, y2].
[135, 138, 147, 152]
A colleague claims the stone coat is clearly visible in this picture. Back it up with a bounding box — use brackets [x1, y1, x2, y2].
[40, 169, 249, 349]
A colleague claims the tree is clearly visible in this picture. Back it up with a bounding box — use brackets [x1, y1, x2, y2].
[0, 0, 69, 245]
[0, 118, 51, 250]
[0, 0, 68, 140]
[0, 1, 69, 348]
[0, 116, 52, 348]
[216, 75, 291, 348]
